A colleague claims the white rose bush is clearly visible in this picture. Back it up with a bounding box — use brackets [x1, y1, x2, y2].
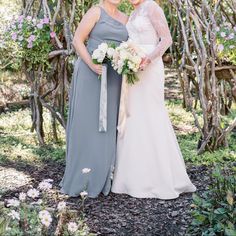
[0, 178, 94, 236]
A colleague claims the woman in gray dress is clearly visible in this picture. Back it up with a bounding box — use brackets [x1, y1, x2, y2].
[60, 0, 128, 197]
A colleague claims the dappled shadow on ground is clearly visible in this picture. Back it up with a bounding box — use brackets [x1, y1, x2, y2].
[0, 133, 65, 199]
[0, 157, 65, 199]
[0, 166, 31, 194]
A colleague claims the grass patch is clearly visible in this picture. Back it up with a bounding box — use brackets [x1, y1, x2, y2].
[0, 100, 235, 168]
[178, 132, 236, 165]
[0, 108, 66, 166]
[166, 100, 236, 165]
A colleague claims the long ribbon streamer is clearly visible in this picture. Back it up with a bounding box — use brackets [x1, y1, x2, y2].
[99, 64, 108, 132]
[117, 74, 129, 138]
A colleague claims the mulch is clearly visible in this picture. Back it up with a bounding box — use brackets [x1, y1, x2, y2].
[0, 158, 211, 235]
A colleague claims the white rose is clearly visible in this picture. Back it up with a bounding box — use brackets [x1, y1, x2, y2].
[98, 43, 108, 52]
[129, 64, 135, 71]
[132, 56, 142, 65]
[121, 42, 128, 49]
[120, 51, 128, 60]
[107, 48, 115, 58]
[97, 55, 105, 63]
[92, 49, 100, 59]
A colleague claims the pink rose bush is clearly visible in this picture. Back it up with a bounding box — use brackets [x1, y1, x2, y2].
[3, 15, 57, 71]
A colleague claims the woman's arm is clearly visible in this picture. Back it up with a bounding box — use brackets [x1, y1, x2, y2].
[72, 6, 102, 75]
[140, 2, 172, 69]
[146, 1, 173, 61]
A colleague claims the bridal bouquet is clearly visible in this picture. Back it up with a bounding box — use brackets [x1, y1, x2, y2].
[111, 41, 144, 84]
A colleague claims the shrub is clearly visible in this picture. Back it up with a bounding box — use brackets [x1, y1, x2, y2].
[188, 165, 236, 235]
[3, 15, 55, 72]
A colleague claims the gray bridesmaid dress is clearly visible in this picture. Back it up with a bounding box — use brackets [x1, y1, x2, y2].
[60, 7, 128, 197]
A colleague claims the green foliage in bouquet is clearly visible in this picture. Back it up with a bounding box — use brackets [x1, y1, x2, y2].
[216, 24, 236, 65]
[3, 15, 55, 72]
[188, 165, 236, 235]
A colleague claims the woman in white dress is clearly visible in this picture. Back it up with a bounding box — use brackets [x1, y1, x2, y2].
[111, 0, 196, 199]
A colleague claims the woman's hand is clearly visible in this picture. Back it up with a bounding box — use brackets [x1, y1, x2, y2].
[90, 63, 103, 75]
[139, 57, 151, 71]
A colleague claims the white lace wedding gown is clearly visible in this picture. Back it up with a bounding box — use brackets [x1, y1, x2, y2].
[111, 0, 196, 199]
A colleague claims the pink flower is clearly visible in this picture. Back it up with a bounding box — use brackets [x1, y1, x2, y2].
[50, 31, 56, 38]
[18, 23, 23, 29]
[217, 44, 224, 52]
[29, 35, 36, 41]
[27, 42, 33, 48]
[18, 15, 24, 24]
[18, 15, 24, 21]
[228, 33, 235, 39]
[37, 23, 43, 29]
[215, 27, 220, 32]
[26, 16, 32, 21]
[220, 32, 226, 38]
[42, 17, 49, 24]
[11, 32, 17, 41]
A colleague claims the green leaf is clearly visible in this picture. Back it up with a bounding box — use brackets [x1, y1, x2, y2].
[214, 208, 227, 214]
[192, 193, 202, 205]
[225, 229, 236, 236]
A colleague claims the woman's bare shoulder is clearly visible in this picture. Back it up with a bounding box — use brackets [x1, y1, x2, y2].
[84, 6, 101, 21]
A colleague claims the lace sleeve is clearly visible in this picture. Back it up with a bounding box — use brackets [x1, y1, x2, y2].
[146, 1, 172, 61]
